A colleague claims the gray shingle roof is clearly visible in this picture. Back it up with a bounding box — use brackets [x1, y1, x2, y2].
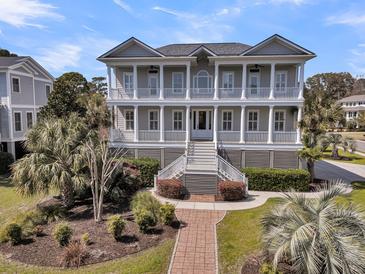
[0, 56, 29, 67]
[156, 42, 251, 56]
[339, 94, 365, 103]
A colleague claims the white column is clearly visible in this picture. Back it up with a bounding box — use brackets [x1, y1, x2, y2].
[186, 64, 191, 100]
[159, 64, 164, 100]
[267, 105, 274, 144]
[298, 62, 305, 99]
[241, 64, 247, 100]
[133, 64, 138, 99]
[107, 66, 111, 99]
[240, 106, 245, 143]
[213, 106, 218, 143]
[214, 63, 219, 100]
[295, 64, 299, 88]
[186, 106, 190, 143]
[134, 105, 138, 142]
[160, 106, 164, 142]
[296, 106, 302, 144]
[269, 63, 275, 99]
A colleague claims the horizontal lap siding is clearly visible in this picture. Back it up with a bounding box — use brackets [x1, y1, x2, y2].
[137, 148, 161, 162]
[245, 150, 270, 168]
[221, 150, 241, 169]
[164, 148, 185, 166]
[183, 174, 218, 195]
[273, 151, 298, 169]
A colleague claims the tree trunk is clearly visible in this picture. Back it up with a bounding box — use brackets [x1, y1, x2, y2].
[307, 160, 315, 183]
[331, 147, 339, 159]
[62, 180, 74, 208]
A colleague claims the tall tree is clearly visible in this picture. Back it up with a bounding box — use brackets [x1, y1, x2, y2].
[38, 72, 90, 120]
[352, 78, 365, 95]
[0, 48, 18, 57]
[89, 76, 108, 95]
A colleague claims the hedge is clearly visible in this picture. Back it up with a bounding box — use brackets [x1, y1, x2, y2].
[241, 167, 310, 192]
[0, 152, 14, 175]
[124, 157, 159, 187]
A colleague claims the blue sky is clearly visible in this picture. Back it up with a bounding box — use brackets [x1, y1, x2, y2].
[1, 0, 365, 80]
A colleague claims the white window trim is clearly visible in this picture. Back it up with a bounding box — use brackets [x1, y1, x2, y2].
[247, 109, 260, 132]
[26, 111, 33, 129]
[14, 111, 22, 132]
[123, 72, 133, 90]
[172, 110, 184, 131]
[11, 76, 21, 93]
[193, 70, 213, 93]
[148, 109, 159, 130]
[172, 72, 184, 94]
[275, 70, 288, 91]
[221, 110, 234, 131]
[222, 71, 235, 90]
[274, 109, 286, 132]
[124, 109, 134, 131]
[248, 70, 260, 87]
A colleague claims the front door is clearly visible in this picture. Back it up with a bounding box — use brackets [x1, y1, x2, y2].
[191, 109, 213, 140]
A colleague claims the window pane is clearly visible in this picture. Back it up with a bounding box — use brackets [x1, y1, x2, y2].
[14, 113, 21, 131]
[27, 113, 33, 129]
[12, 78, 20, 92]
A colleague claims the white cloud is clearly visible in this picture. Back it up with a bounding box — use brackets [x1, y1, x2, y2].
[348, 44, 365, 74]
[216, 7, 241, 16]
[113, 0, 132, 14]
[82, 25, 96, 32]
[269, 0, 308, 5]
[326, 12, 365, 26]
[0, 0, 64, 28]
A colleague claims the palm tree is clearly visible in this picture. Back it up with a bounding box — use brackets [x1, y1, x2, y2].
[12, 114, 89, 208]
[262, 182, 365, 274]
[298, 147, 322, 183]
[343, 137, 356, 154]
[324, 133, 343, 159]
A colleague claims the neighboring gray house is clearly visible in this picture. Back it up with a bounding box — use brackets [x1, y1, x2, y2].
[339, 94, 365, 127]
[98, 34, 315, 194]
[0, 57, 54, 159]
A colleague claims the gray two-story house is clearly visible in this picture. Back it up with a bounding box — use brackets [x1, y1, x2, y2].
[0, 57, 54, 159]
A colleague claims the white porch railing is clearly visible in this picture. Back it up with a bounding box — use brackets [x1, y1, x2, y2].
[110, 129, 134, 142]
[157, 154, 186, 180]
[246, 87, 271, 99]
[191, 88, 214, 99]
[217, 155, 248, 193]
[273, 131, 297, 143]
[245, 131, 268, 143]
[110, 88, 133, 99]
[139, 130, 159, 141]
[164, 88, 187, 99]
[165, 130, 186, 141]
[274, 87, 300, 99]
[218, 131, 240, 142]
[137, 88, 160, 99]
[219, 88, 242, 99]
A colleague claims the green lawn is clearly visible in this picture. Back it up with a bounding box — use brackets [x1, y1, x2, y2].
[0, 178, 175, 274]
[322, 149, 365, 165]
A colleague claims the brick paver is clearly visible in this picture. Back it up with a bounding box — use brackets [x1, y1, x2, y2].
[169, 209, 226, 274]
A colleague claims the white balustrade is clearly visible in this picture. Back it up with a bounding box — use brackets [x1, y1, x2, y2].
[137, 88, 160, 99]
[245, 131, 268, 143]
[110, 88, 133, 99]
[158, 155, 186, 180]
[191, 88, 214, 99]
[164, 88, 187, 99]
[165, 131, 186, 142]
[109, 129, 134, 142]
[138, 130, 160, 141]
[274, 87, 300, 99]
[273, 131, 297, 143]
[218, 131, 240, 142]
[218, 88, 242, 99]
[246, 87, 271, 99]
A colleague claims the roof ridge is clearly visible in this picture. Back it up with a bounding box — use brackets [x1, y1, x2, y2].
[157, 42, 250, 47]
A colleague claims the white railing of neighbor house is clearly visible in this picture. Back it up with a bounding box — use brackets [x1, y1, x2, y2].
[218, 88, 242, 99]
[274, 87, 300, 99]
[164, 88, 187, 99]
[165, 131, 186, 141]
[246, 87, 271, 99]
[157, 154, 186, 180]
[191, 88, 214, 99]
[273, 131, 297, 143]
[139, 130, 159, 141]
[110, 129, 134, 142]
[218, 131, 240, 142]
[245, 131, 268, 143]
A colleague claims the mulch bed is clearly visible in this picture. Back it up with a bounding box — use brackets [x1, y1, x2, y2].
[0, 202, 179, 267]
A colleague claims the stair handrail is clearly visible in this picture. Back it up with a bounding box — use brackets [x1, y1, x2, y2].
[157, 154, 186, 180]
[217, 154, 246, 184]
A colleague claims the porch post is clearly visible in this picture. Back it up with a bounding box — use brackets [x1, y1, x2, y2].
[267, 105, 274, 144]
[107, 65, 111, 99]
[134, 105, 139, 142]
[159, 64, 164, 100]
[240, 106, 245, 143]
[133, 64, 138, 99]
[296, 106, 302, 144]
[186, 106, 190, 143]
[241, 63, 247, 100]
[269, 63, 275, 99]
[186, 64, 191, 100]
[213, 106, 218, 143]
[214, 63, 219, 100]
[160, 106, 164, 142]
[298, 62, 305, 99]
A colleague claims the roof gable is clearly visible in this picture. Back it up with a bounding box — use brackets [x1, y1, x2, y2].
[242, 34, 315, 56]
[188, 46, 217, 57]
[98, 37, 164, 58]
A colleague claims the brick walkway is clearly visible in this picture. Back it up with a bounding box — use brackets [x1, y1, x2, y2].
[169, 209, 226, 274]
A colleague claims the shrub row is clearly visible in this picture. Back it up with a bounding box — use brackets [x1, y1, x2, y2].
[157, 179, 184, 199]
[124, 157, 160, 187]
[218, 181, 246, 201]
[242, 167, 310, 192]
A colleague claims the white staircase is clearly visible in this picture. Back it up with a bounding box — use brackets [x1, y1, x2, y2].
[186, 142, 217, 172]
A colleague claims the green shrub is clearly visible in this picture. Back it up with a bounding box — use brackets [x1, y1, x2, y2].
[81, 232, 90, 245]
[37, 200, 67, 223]
[11, 210, 45, 237]
[134, 209, 157, 232]
[157, 179, 184, 199]
[53, 222, 73, 246]
[160, 203, 175, 225]
[241, 167, 310, 192]
[125, 157, 159, 186]
[107, 215, 126, 240]
[219, 180, 246, 201]
[4, 223, 22, 245]
[0, 152, 14, 174]
[260, 263, 283, 274]
[33, 225, 44, 237]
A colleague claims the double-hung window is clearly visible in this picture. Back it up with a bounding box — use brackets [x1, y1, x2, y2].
[222, 72, 234, 92]
[26, 112, 33, 129]
[275, 71, 287, 93]
[172, 72, 184, 94]
[12, 77, 20, 93]
[148, 74, 158, 96]
[14, 112, 22, 131]
[45, 84, 51, 98]
[274, 111, 285, 131]
[173, 110, 183, 131]
[123, 72, 134, 91]
[248, 111, 259, 131]
[148, 110, 159, 130]
[125, 110, 134, 130]
[249, 72, 260, 95]
[222, 111, 233, 131]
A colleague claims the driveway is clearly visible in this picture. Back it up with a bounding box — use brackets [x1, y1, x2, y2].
[315, 160, 365, 183]
[356, 140, 365, 153]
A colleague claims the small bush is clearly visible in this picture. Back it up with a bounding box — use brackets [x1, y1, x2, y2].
[125, 157, 159, 187]
[0, 152, 14, 174]
[81, 232, 90, 245]
[53, 222, 73, 247]
[107, 215, 126, 240]
[157, 179, 183, 199]
[11, 210, 46, 237]
[242, 168, 310, 192]
[160, 203, 176, 225]
[219, 181, 246, 201]
[4, 223, 22, 245]
[33, 225, 44, 237]
[134, 209, 157, 232]
[37, 200, 67, 223]
[260, 263, 283, 274]
[61, 240, 88, 268]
